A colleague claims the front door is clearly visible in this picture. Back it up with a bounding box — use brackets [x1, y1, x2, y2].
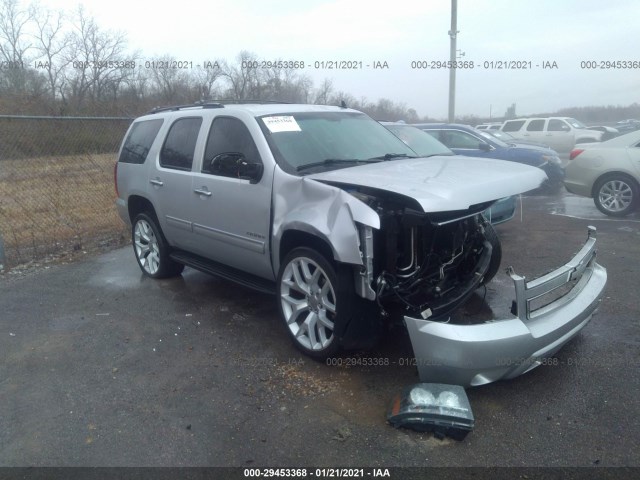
[188, 115, 273, 279]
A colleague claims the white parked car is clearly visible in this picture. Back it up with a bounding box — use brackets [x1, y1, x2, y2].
[564, 130, 640, 216]
[501, 117, 602, 152]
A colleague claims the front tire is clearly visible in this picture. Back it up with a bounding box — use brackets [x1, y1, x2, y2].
[593, 174, 638, 217]
[277, 247, 346, 359]
[481, 222, 502, 286]
[132, 212, 184, 278]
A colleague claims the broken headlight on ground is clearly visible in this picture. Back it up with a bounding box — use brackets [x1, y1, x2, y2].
[387, 383, 474, 440]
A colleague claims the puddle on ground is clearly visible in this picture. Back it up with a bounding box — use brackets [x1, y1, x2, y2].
[548, 193, 640, 224]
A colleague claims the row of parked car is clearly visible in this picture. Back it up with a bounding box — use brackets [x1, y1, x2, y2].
[385, 119, 640, 218]
[478, 118, 640, 144]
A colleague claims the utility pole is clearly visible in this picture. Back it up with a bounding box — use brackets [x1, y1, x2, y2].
[448, 0, 458, 123]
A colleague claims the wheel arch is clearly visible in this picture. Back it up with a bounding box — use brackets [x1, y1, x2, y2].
[278, 228, 337, 272]
[591, 171, 640, 198]
[128, 195, 158, 223]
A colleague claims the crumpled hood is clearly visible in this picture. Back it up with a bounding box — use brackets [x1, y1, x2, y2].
[307, 156, 546, 212]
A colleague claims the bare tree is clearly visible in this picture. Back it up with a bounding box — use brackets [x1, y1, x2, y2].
[32, 5, 69, 105]
[0, 0, 34, 92]
[221, 50, 262, 100]
[146, 55, 193, 103]
[192, 59, 223, 101]
[314, 78, 333, 105]
[62, 6, 132, 112]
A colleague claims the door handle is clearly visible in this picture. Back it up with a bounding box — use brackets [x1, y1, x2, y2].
[149, 179, 164, 186]
[194, 188, 212, 197]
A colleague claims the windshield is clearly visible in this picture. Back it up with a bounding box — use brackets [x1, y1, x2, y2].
[259, 112, 416, 173]
[384, 124, 453, 157]
[476, 129, 509, 147]
[567, 118, 587, 129]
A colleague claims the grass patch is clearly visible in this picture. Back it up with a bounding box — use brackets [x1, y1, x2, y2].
[0, 153, 128, 268]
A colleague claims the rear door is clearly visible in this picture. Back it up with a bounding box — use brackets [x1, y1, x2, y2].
[520, 118, 546, 145]
[545, 119, 575, 152]
[188, 115, 273, 279]
[148, 116, 203, 250]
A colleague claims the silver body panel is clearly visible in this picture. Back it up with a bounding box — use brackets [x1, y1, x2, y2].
[405, 228, 607, 387]
[307, 156, 545, 213]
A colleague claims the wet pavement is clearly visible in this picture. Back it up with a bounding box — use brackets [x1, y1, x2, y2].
[1, 190, 639, 469]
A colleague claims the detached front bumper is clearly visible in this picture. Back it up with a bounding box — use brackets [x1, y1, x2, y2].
[405, 227, 607, 387]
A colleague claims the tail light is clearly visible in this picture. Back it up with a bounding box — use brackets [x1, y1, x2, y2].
[569, 148, 584, 161]
[114, 162, 119, 197]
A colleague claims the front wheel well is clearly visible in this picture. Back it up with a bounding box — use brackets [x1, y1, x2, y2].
[279, 230, 336, 268]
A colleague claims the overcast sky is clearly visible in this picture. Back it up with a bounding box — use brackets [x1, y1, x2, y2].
[40, 0, 640, 119]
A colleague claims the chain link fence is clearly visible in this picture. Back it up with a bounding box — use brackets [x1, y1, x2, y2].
[0, 115, 133, 271]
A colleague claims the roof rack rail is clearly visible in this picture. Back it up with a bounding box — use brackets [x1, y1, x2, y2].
[146, 102, 225, 115]
[146, 100, 295, 115]
[206, 99, 293, 105]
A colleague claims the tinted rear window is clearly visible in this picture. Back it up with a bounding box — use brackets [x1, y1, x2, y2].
[159, 117, 203, 171]
[502, 120, 525, 132]
[118, 119, 163, 164]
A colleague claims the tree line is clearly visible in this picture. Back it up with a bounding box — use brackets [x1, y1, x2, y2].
[0, 0, 426, 121]
[1, 0, 637, 123]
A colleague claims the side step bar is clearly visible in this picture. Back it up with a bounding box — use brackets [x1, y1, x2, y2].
[170, 250, 276, 295]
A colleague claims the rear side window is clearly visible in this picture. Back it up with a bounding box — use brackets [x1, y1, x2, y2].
[548, 119, 570, 132]
[118, 119, 163, 164]
[526, 119, 545, 132]
[502, 120, 525, 132]
[160, 117, 203, 171]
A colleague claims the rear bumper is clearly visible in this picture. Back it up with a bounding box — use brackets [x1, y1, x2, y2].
[405, 227, 607, 387]
[563, 179, 592, 198]
[115, 198, 131, 226]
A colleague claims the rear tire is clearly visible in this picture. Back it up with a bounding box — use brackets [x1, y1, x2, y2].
[593, 174, 638, 217]
[132, 212, 184, 278]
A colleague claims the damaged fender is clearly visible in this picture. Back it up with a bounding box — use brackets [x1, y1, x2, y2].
[271, 172, 380, 274]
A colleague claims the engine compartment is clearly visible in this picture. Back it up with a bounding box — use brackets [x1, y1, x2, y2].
[350, 188, 496, 320]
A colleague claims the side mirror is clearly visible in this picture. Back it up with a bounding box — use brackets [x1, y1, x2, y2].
[207, 152, 263, 184]
[238, 161, 264, 184]
[479, 142, 491, 152]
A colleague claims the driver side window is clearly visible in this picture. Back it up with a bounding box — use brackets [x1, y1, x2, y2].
[203, 116, 262, 177]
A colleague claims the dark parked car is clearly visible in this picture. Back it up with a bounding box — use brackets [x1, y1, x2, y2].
[587, 126, 619, 141]
[614, 119, 640, 134]
[382, 122, 517, 225]
[413, 123, 564, 187]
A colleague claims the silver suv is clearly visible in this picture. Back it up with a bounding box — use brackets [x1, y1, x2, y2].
[115, 103, 607, 387]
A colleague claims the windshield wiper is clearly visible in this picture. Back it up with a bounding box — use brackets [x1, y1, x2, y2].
[368, 153, 417, 161]
[420, 152, 455, 158]
[296, 158, 375, 172]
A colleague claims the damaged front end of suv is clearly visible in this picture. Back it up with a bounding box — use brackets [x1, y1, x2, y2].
[267, 115, 606, 388]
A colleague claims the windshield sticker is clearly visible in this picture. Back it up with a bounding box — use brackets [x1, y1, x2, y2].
[263, 116, 301, 133]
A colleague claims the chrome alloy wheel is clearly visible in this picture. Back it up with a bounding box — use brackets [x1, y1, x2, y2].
[134, 219, 160, 275]
[598, 179, 633, 213]
[280, 257, 337, 352]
